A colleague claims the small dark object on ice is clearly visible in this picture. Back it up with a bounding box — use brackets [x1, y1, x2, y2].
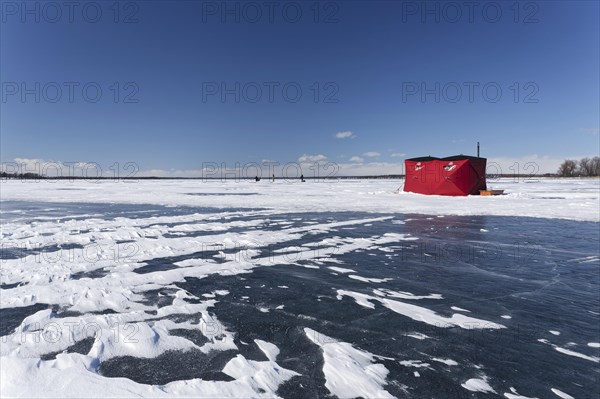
[479, 189, 505, 196]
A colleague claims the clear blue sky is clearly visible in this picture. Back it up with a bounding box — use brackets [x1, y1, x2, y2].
[1, 1, 598, 174]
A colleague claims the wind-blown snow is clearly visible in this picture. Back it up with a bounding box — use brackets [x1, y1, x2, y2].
[1, 349, 298, 398]
[503, 387, 539, 398]
[327, 266, 356, 274]
[348, 275, 393, 283]
[337, 290, 505, 329]
[304, 328, 394, 399]
[451, 306, 470, 313]
[538, 338, 600, 363]
[462, 376, 496, 393]
[551, 388, 575, 399]
[432, 358, 458, 366]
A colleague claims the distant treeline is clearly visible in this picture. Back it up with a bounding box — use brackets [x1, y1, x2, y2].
[0, 172, 45, 179]
[557, 157, 600, 177]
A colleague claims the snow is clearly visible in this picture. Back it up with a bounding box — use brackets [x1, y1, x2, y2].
[1, 349, 299, 398]
[0, 177, 598, 397]
[1, 218, 410, 311]
[0, 285, 293, 397]
[1, 178, 598, 221]
[432, 358, 458, 366]
[451, 306, 470, 312]
[348, 275, 393, 283]
[399, 360, 431, 369]
[222, 348, 299, 393]
[538, 338, 600, 363]
[0, 192, 425, 397]
[462, 376, 496, 393]
[304, 328, 394, 399]
[337, 290, 376, 309]
[404, 332, 431, 340]
[552, 346, 600, 363]
[373, 288, 442, 300]
[503, 387, 539, 398]
[328, 266, 356, 274]
[551, 388, 575, 399]
[337, 290, 506, 329]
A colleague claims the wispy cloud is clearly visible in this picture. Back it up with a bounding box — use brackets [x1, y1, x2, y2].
[298, 154, 327, 163]
[391, 153, 406, 158]
[335, 131, 356, 139]
[349, 156, 364, 163]
[362, 151, 380, 157]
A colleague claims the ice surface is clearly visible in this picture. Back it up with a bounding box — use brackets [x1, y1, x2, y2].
[1, 178, 598, 398]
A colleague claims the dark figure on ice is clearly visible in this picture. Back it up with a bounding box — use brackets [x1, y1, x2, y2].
[255, 176, 260, 182]
[300, 174, 305, 182]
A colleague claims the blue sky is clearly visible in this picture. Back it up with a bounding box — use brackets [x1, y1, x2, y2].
[1, 0, 598, 175]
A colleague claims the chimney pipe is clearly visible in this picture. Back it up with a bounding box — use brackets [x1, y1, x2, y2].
[477, 142, 480, 157]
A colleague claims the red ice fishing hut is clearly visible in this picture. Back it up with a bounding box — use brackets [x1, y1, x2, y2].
[404, 155, 487, 196]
